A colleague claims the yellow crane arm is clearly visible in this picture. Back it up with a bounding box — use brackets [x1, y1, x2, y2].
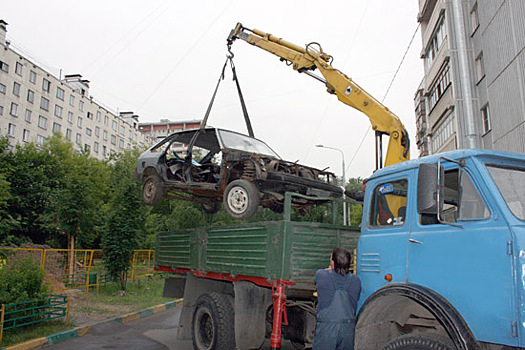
[227, 23, 410, 167]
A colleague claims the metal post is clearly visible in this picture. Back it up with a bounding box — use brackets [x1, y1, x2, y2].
[270, 280, 287, 350]
[0, 304, 5, 343]
[66, 296, 70, 324]
[316, 145, 347, 225]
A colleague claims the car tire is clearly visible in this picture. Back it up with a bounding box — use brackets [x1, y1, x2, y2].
[382, 333, 456, 350]
[223, 180, 260, 220]
[142, 174, 164, 206]
[192, 292, 236, 350]
[202, 201, 222, 214]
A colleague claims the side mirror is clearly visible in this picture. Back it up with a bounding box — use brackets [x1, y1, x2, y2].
[417, 163, 442, 215]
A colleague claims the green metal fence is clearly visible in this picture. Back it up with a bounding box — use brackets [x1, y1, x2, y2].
[0, 295, 69, 342]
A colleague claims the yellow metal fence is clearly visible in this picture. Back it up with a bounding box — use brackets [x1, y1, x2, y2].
[0, 248, 156, 293]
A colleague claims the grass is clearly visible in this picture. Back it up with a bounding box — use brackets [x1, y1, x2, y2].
[0, 277, 173, 348]
[0, 320, 72, 347]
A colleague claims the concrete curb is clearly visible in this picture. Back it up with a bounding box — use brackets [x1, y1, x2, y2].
[1, 299, 182, 350]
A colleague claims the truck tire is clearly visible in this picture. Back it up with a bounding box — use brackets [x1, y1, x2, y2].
[202, 201, 222, 214]
[142, 174, 164, 206]
[223, 180, 260, 220]
[192, 292, 235, 350]
[382, 333, 456, 350]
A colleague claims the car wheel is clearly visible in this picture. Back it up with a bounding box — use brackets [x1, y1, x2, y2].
[223, 180, 260, 220]
[142, 174, 164, 206]
[192, 293, 235, 350]
[202, 201, 222, 214]
[382, 333, 456, 350]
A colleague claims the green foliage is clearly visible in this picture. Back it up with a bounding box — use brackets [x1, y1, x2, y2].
[0, 256, 49, 304]
[102, 150, 148, 290]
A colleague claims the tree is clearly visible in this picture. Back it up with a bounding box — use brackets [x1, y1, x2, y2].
[102, 149, 148, 290]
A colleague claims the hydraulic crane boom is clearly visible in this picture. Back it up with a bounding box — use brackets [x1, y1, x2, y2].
[227, 23, 410, 168]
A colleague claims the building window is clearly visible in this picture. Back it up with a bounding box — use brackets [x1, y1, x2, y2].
[77, 117, 83, 128]
[102, 145, 107, 156]
[8, 124, 16, 137]
[111, 135, 117, 145]
[0, 83, 6, 94]
[0, 61, 8, 73]
[94, 142, 99, 153]
[75, 133, 81, 145]
[424, 15, 447, 71]
[87, 112, 93, 120]
[431, 113, 456, 153]
[0, 106, 3, 116]
[95, 126, 100, 137]
[103, 130, 108, 141]
[69, 94, 75, 106]
[13, 82, 21, 97]
[10, 103, 18, 117]
[66, 129, 72, 140]
[53, 122, 61, 133]
[104, 115, 109, 126]
[119, 138, 124, 149]
[25, 109, 32, 122]
[42, 78, 51, 92]
[40, 97, 50, 111]
[23, 129, 30, 142]
[15, 62, 23, 76]
[79, 100, 84, 112]
[68, 111, 73, 123]
[54, 105, 63, 118]
[96, 111, 102, 122]
[429, 65, 451, 111]
[481, 104, 491, 134]
[27, 89, 34, 103]
[112, 120, 118, 131]
[38, 115, 48, 130]
[475, 52, 485, 83]
[84, 144, 91, 153]
[56, 87, 65, 100]
[471, 3, 480, 35]
[29, 70, 36, 83]
[86, 128, 92, 136]
[120, 127, 125, 136]
[36, 135, 45, 146]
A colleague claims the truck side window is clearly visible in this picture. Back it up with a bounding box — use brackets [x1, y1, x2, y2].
[422, 168, 489, 224]
[370, 179, 408, 227]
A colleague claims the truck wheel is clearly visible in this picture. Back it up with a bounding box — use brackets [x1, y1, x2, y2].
[202, 201, 222, 214]
[142, 174, 164, 206]
[223, 180, 260, 220]
[192, 292, 235, 350]
[382, 333, 456, 350]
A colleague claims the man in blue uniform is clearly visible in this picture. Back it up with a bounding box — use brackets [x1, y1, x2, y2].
[313, 247, 362, 350]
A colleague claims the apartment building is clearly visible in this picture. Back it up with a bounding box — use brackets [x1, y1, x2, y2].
[138, 119, 202, 141]
[414, 0, 525, 156]
[0, 20, 152, 159]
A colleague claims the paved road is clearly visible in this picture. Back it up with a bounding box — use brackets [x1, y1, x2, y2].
[46, 304, 295, 349]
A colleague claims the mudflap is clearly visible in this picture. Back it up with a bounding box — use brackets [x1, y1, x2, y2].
[233, 280, 272, 350]
[177, 274, 234, 340]
[162, 276, 186, 298]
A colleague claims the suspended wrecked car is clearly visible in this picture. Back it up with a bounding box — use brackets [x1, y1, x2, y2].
[135, 127, 342, 220]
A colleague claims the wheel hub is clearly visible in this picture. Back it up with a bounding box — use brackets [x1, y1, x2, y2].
[227, 186, 248, 214]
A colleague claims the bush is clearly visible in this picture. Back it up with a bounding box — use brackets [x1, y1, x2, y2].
[0, 256, 49, 304]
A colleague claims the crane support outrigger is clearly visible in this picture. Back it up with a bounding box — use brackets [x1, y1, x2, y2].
[227, 22, 410, 168]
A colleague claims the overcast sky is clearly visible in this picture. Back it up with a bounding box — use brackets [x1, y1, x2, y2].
[3, 0, 423, 179]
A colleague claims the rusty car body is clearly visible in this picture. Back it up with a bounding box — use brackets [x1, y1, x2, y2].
[135, 127, 342, 219]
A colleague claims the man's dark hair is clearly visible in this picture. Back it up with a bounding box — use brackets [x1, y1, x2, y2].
[332, 247, 351, 275]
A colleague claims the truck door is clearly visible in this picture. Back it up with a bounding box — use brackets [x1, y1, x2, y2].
[408, 163, 517, 347]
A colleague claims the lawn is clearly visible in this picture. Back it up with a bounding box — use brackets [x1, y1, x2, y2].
[0, 277, 174, 347]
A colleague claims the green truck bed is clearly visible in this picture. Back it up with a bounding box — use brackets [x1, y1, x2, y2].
[156, 218, 360, 291]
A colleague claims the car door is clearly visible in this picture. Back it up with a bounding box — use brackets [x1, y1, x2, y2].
[408, 161, 517, 346]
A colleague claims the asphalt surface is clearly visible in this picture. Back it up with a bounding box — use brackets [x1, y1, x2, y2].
[46, 304, 296, 350]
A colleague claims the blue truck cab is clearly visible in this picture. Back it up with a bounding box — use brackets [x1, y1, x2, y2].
[355, 149, 525, 350]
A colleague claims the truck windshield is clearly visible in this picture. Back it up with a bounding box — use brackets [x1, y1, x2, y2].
[218, 130, 280, 158]
[487, 165, 525, 220]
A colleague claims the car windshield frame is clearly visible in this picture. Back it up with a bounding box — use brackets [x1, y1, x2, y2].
[217, 129, 281, 158]
[486, 163, 525, 221]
